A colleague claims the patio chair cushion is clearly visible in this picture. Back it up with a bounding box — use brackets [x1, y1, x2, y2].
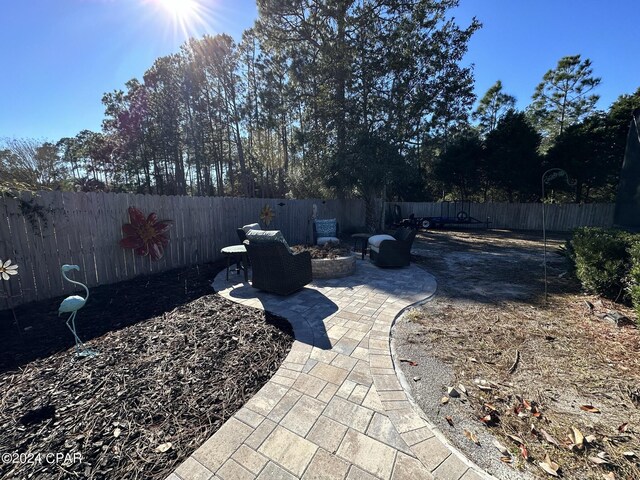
[314, 219, 337, 237]
[245, 229, 292, 252]
[368, 234, 395, 248]
[317, 236, 340, 246]
[368, 234, 396, 254]
[242, 222, 261, 233]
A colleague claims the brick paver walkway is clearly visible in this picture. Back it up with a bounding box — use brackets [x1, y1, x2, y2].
[168, 259, 491, 480]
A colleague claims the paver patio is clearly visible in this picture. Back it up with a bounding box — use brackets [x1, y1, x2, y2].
[168, 258, 492, 480]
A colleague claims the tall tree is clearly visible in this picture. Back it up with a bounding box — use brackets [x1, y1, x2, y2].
[529, 54, 600, 149]
[432, 131, 484, 201]
[256, 0, 480, 197]
[545, 88, 640, 203]
[473, 80, 516, 135]
[0, 138, 66, 189]
[485, 110, 541, 201]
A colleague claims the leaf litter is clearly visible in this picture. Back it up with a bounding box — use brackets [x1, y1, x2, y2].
[403, 230, 640, 480]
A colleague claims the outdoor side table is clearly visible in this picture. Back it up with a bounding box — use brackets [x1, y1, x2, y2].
[351, 233, 372, 260]
[221, 245, 248, 282]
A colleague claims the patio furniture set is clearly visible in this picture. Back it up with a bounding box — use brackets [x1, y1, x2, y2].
[221, 219, 417, 296]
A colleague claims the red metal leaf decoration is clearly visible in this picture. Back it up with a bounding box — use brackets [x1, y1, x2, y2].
[119, 206, 172, 261]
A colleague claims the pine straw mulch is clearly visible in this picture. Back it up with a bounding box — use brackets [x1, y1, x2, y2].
[0, 263, 294, 480]
[407, 229, 640, 480]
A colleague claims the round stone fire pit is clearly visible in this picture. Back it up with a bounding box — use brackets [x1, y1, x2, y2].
[291, 243, 356, 279]
[311, 254, 356, 279]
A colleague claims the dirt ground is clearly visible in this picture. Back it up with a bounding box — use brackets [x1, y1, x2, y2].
[394, 229, 640, 480]
[0, 264, 293, 480]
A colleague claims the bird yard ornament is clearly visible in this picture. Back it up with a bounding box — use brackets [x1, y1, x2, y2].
[59, 264, 95, 357]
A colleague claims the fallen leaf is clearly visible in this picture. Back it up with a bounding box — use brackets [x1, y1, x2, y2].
[155, 442, 172, 453]
[441, 396, 449, 405]
[530, 424, 539, 436]
[618, 422, 628, 433]
[399, 358, 418, 366]
[589, 455, 610, 466]
[484, 403, 498, 412]
[520, 444, 529, 460]
[602, 473, 615, 480]
[538, 454, 560, 477]
[585, 434, 597, 444]
[458, 384, 467, 395]
[523, 399, 532, 410]
[622, 451, 636, 458]
[469, 357, 478, 363]
[540, 429, 560, 447]
[477, 384, 493, 391]
[493, 440, 509, 456]
[500, 456, 512, 463]
[464, 429, 480, 445]
[113, 428, 121, 438]
[445, 416, 454, 427]
[480, 414, 494, 425]
[580, 405, 601, 414]
[539, 454, 560, 476]
[569, 426, 584, 449]
[507, 434, 524, 445]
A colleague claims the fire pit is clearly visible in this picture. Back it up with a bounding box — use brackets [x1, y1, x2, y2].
[291, 243, 356, 279]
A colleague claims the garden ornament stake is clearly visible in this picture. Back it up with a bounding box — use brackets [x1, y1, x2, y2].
[541, 168, 576, 302]
[59, 264, 95, 357]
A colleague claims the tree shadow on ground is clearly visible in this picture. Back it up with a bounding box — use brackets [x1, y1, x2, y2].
[411, 228, 579, 305]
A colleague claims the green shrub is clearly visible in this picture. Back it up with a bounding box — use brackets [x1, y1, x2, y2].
[569, 227, 633, 300]
[629, 242, 640, 320]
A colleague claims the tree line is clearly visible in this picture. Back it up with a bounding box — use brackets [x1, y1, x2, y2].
[1, 0, 639, 208]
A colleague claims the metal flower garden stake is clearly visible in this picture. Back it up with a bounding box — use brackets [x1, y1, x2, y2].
[260, 204, 275, 227]
[59, 264, 96, 357]
[541, 168, 576, 302]
[0, 259, 22, 332]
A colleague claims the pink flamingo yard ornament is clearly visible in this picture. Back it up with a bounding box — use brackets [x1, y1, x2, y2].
[58, 264, 95, 357]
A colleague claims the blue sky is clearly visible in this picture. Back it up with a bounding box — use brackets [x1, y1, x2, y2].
[1, 0, 638, 141]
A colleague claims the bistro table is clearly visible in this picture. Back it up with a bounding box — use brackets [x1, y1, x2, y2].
[351, 233, 372, 260]
[221, 245, 248, 282]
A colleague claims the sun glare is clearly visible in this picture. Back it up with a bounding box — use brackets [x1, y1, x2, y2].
[148, 0, 214, 41]
[157, 0, 198, 20]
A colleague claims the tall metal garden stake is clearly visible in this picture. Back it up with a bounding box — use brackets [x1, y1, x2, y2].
[541, 168, 575, 302]
[58, 264, 96, 357]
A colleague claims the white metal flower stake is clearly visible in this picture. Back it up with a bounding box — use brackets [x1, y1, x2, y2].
[0, 259, 18, 280]
[0, 258, 22, 332]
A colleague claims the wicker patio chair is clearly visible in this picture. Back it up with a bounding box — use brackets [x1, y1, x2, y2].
[237, 222, 261, 242]
[244, 239, 312, 296]
[368, 227, 416, 267]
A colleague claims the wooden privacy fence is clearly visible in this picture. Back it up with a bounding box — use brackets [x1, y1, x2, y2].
[0, 191, 366, 309]
[389, 202, 615, 231]
[0, 192, 615, 309]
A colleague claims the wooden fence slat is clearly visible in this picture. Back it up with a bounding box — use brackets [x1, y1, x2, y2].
[6, 193, 38, 303]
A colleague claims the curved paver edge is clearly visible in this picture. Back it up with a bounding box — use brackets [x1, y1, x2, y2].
[170, 261, 495, 480]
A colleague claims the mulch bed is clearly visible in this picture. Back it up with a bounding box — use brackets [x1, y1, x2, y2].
[0, 263, 294, 479]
